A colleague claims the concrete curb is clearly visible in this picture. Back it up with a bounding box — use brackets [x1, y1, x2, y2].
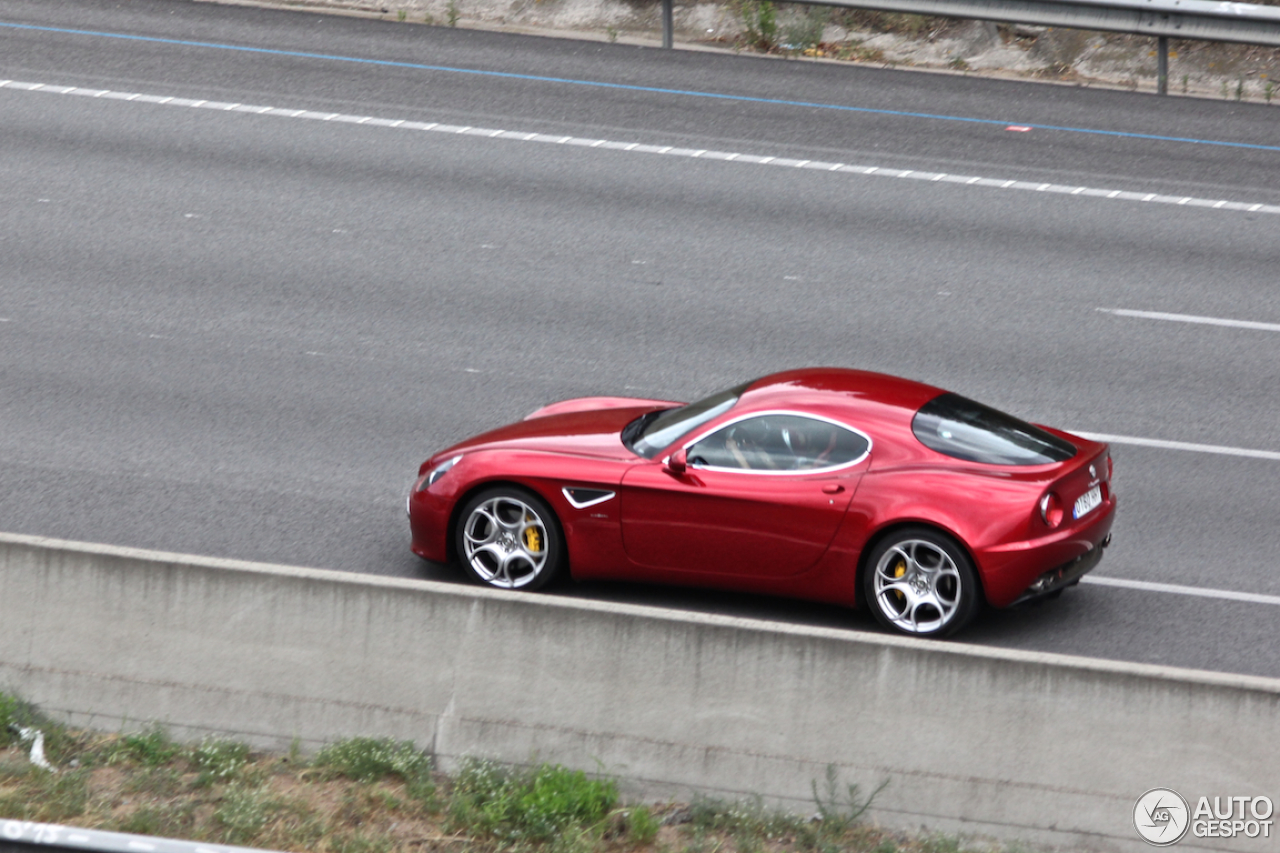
[2, 532, 1277, 851]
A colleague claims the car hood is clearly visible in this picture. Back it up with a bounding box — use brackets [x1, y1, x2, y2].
[441, 404, 671, 461]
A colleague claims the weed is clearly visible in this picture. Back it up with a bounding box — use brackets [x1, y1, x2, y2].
[783, 8, 828, 53]
[447, 0, 460, 28]
[0, 768, 90, 822]
[918, 833, 964, 853]
[214, 784, 277, 844]
[1181, 73, 1189, 94]
[448, 758, 618, 843]
[115, 802, 196, 838]
[738, 1, 778, 51]
[623, 803, 661, 844]
[607, 26, 618, 43]
[810, 765, 886, 834]
[328, 831, 393, 853]
[1221, 79, 1230, 98]
[312, 737, 430, 783]
[0, 692, 80, 765]
[192, 737, 250, 786]
[948, 56, 970, 71]
[108, 726, 180, 767]
[685, 795, 803, 839]
[405, 769, 438, 812]
[1235, 78, 1245, 100]
[836, 43, 886, 63]
[423, 12, 436, 25]
[0, 692, 26, 747]
[396, 9, 406, 21]
[836, 10, 937, 39]
[123, 765, 187, 797]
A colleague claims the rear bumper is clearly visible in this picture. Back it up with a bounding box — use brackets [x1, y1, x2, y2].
[1010, 533, 1110, 605]
[978, 497, 1116, 608]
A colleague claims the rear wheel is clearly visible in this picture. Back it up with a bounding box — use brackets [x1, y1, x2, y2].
[863, 527, 980, 638]
[455, 486, 564, 591]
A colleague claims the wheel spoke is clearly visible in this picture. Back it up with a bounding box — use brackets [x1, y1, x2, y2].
[464, 525, 498, 547]
[471, 542, 506, 565]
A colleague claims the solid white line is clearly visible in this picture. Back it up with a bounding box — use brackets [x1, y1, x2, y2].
[1097, 307, 1280, 333]
[1082, 576, 1280, 606]
[6, 77, 1280, 217]
[1071, 431, 1280, 461]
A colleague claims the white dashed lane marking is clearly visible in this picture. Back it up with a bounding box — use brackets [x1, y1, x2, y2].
[1082, 576, 1280, 607]
[4, 78, 1280, 216]
[1098, 307, 1280, 333]
[1073, 432, 1280, 462]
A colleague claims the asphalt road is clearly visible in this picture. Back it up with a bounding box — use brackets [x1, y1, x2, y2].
[2, 0, 1278, 677]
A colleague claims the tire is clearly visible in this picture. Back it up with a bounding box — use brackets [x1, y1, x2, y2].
[455, 486, 564, 591]
[863, 527, 981, 638]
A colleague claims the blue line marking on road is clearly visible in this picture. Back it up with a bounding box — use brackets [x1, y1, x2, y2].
[6, 20, 1280, 154]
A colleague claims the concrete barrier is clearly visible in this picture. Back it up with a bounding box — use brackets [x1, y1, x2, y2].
[1, 532, 1276, 851]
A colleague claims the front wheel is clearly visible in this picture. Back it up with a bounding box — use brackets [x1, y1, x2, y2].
[863, 527, 981, 638]
[455, 486, 564, 591]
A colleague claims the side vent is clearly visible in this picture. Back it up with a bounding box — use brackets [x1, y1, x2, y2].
[562, 487, 616, 509]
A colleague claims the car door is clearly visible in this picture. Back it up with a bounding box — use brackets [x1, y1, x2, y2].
[619, 413, 871, 578]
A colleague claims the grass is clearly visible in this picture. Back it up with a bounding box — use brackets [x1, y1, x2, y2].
[0, 692, 1040, 853]
[737, 0, 779, 51]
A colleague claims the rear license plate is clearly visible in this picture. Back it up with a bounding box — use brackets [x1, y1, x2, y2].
[1073, 485, 1102, 519]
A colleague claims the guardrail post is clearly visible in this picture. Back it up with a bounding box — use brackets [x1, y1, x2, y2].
[662, 0, 673, 49]
[1157, 35, 1169, 94]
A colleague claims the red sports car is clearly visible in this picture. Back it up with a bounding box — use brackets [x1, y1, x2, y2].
[408, 368, 1115, 637]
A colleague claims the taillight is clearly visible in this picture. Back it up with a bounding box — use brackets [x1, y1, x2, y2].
[1107, 454, 1114, 481]
[1039, 492, 1064, 528]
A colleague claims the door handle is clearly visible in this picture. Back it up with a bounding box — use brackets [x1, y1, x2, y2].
[822, 484, 845, 494]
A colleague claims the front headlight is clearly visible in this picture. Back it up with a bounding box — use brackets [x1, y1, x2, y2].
[417, 454, 463, 491]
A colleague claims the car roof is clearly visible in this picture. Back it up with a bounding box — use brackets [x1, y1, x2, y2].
[739, 368, 945, 419]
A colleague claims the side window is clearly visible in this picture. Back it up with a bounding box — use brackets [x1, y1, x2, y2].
[688, 415, 868, 472]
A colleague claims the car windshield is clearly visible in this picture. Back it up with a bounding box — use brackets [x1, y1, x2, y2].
[912, 393, 1076, 466]
[623, 381, 751, 459]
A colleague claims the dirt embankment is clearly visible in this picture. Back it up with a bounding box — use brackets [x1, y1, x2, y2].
[207, 0, 1280, 101]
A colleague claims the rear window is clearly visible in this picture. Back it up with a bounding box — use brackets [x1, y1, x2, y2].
[912, 393, 1076, 466]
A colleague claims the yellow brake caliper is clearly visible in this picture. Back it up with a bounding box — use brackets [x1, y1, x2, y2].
[522, 516, 543, 554]
[892, 558, 907, 603]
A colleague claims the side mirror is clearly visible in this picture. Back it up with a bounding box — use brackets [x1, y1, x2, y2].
[664, 448, 688, 476]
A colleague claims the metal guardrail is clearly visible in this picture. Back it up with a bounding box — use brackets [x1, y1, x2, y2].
[0, 820, 278, 853]
[659, 0, 1280, 94]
